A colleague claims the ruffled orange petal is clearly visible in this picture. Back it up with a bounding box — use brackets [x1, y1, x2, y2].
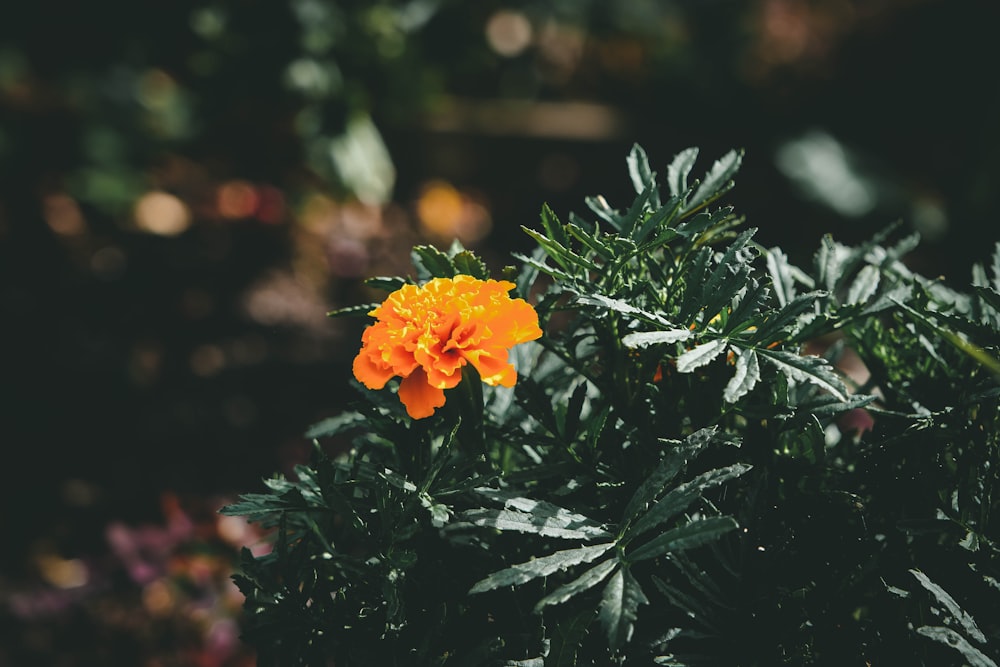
[462, 348, 517, 387]
[397, 367, 447, 419]
[352, 348, 395, 389]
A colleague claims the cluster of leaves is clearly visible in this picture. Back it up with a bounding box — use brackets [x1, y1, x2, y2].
[223, 145, 1000, 665]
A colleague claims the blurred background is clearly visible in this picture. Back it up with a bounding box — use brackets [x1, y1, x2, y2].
[2, 0, 998, 664]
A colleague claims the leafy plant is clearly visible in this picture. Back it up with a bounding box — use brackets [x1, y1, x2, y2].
[224, 144, 1000, 665]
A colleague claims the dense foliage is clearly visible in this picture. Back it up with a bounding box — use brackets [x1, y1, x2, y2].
[224, 145, 999, 666]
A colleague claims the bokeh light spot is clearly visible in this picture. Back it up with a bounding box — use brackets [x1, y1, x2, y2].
[216, 180, 260, 219]
[43, 193, 87, 237]
[486, 10, 533, 57]
[133, 191, 191, 236]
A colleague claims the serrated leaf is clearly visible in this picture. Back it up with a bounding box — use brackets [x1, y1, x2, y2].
[540, 202, 572, 250]
[304, 411, 367, 439]
[458, 508, 611, 540]
[469, 542, 615, 594]
[326, 302, 381, 318]
[365, 275, 409, 292]
[412, 244, 456, 279]
[685, 149, 743, 214]
[627, 143, 656, 197]
[629, 516, 739, 562]
[534, 558, 618, 612]
[599, 567, 649, 651]
[623, 329, 693, 348]
[566, 221, 615, 259]
[991, 241, 1000, 292]
[675, 339, 727, 373]
[910, 569, 987, 644]
[620, 182, 655, 238]
[766, 247, 797, 307]
[585, 194, 623, 231]
[219, 492, 292, 518]
[475, 488, 608, 534]
[627, 464, 751, 540]
[621, 427, 719, 527]
[916, 627, 997, 667]
[751, 290, 825, 343]
[633, 203, 675, 245]
[847, 264, 880, 305]
[723, 348, 760, 403]
[757, 348, 847, 400]
[974, 285, 1000, 317]
[452, 250, 490, 280]
[575, 293, 671, 325]
[512, 251, 577, 283]
[667, 147, 699, 199]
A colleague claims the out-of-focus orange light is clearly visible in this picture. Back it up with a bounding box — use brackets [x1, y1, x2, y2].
[43, 193, 87, 237]
[216, 180, 260, 219]
[134, 191, 191, 236]
[416, 180, 492, 245]
[142, 578, 176, 616]
[417, 180, 463, 235]
[37, 554, 89, 589]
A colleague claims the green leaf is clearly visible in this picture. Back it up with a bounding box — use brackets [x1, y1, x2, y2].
[620, 182, 655, 238]
[991, 241, 1000, 292]
[457, 507, 611, 540]
[675, 339, 727, 373]
[750, 290, 825, 343]
[626, 464, 750, 540]
[534, 558, 618, 612]
[365, 275, 408, 292]
[627, 143, 656, 199]
[585, 194, 624, 231]
[575, 293, 671, 326]
[915, 627, 997, 667]
[540, 202, 572, 250]
[412, 244, 456, 279]
[621, 427, 719, 527]
[599, 567, 649, 652]
[667, 147, 699, 199]
[685, 149, 743, 214]
[469, 542, 615, 594]
[452, 250, 491, 280]
[723, 348, 760, 403]
[304, 411, 367, 439]
[528, 226, 604, 274]
[910, 569, 987, 644]
[757, 348, 847, 400]
[846, 264, 881, 305]
[766, 247, 798, 307]
[622, 329, 693, 348]
[629, 516, 739, 562]
[633, 202, 676, 245]
[546, 607, 597, 667]
[326, 302, 380, 318]
[696, 227, 757, 328]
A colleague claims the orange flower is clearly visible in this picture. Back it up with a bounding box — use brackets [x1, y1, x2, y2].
[352, 275, 542, 419]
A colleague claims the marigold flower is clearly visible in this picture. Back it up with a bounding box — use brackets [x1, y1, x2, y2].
[352, 275, 542, 419]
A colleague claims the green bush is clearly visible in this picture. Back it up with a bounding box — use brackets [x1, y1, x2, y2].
[224, 145, 999, 666]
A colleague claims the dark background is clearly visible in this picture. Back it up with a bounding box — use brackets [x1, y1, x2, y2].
[2, 0, 999, 663]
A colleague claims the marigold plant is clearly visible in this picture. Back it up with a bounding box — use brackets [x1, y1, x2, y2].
[224, 145, 1000, 667]
[352, 275, 542, 418]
